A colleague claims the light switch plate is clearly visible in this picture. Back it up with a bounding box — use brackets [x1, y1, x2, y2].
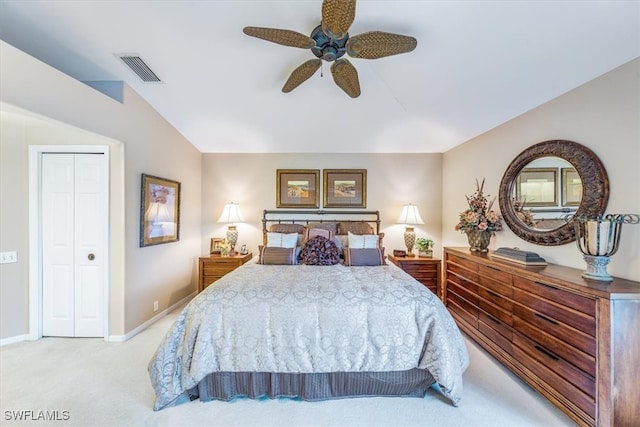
[0, 251, 17, 264]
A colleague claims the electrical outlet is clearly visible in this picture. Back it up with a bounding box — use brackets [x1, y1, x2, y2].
[153, 300, 159, 312]
[0, 251, 17, 264]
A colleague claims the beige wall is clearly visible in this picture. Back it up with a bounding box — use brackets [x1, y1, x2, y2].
[443, 58, 640, 281]
[1, 39, 638, 343]
[0, 41, 202, 340]
[201, 154, 443, 258]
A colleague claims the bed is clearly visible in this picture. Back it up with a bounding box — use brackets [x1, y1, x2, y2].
[149, 210, 469, 411]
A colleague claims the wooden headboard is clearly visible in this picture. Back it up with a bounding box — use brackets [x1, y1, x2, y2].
[262, 209, 381, 240]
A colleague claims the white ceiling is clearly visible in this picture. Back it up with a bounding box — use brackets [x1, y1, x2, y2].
[0, 1, 638, 153]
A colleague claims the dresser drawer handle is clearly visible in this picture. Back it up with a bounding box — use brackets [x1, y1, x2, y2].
[535, 281, 559, 291]
[534, 345, 559, 361]
[487, 290, 500, 299]
[534, 312, 559, 325]
[486, 266, 500, 271]
[487, 314, 501, 324]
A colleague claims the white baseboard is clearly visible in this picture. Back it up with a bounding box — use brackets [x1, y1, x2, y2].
[1, 292, 196, 346]
[0, 334, 30, 347]
[107, 291, 196, 342]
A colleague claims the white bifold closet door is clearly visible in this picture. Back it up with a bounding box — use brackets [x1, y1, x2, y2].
[42, 153, 107, 337]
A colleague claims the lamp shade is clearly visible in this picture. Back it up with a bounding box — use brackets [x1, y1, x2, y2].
[217, 202, 244, 224]
[145, 202, 171, 223]
[397, 204, 424, 225]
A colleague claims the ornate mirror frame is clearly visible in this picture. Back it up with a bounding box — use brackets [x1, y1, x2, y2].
[498, 140, 609, 245]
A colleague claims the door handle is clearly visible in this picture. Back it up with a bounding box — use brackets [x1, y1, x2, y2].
[88, 253, 95, 261]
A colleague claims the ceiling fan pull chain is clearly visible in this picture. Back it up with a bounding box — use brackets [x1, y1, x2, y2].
[320, 61, 324, 78]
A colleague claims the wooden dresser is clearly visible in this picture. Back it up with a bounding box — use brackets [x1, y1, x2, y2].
[387, 254, 441, 296]
[443, 247, 640, 427]
[198, 253, 253, 293]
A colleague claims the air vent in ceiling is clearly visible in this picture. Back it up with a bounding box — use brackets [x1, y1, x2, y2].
[117, 55, 162, 83]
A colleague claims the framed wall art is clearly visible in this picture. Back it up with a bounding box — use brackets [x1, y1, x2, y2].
[515, 167, 557, 206]
[323, 169, 367, 208]
[276, 169, 320, 208]
[140, 174, 181, 247]
[561, 167, 582, 206]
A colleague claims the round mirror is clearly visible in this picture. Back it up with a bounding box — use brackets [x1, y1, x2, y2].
[499, 140, 609, 245]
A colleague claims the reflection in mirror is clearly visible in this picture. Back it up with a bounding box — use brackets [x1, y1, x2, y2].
[511, 157, 580, 231]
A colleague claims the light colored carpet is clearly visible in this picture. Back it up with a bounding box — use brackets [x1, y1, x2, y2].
[0, 306, 576, 427]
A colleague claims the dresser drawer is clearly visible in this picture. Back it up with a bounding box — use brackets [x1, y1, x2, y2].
[447, 263, 479, 284]
[479, 310, 513, 341]
[447, 290, 478, 327]
[478, 275, 513, 299]
[447, 270, 478, 295]
[202, 275, 222, 289]
[479, 264, 513, 286]
[513, 313, 595, 376]
[513, 287, 596, 337]
[202, 265, 236, 276]
[447, 254, 479, 273]
[513, 302, 596, 357]
[478, 296, 512, 326]
[513, 332, 596, 404]
[513, 275, 595, 317]
[198, 253, 252, 293]
[448, 280, 478, 306]
[477, 284, 513, 312]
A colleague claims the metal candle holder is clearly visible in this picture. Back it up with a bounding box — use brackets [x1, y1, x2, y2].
[572, 214, 639, 281]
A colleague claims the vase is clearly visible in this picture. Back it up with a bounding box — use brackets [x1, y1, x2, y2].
[466, 230, 492, 252]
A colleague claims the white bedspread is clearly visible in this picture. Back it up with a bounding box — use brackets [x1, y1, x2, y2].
[149, 261, 469, 410]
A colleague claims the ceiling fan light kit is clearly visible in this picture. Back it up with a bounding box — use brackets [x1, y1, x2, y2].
[243, 0, 417, 98]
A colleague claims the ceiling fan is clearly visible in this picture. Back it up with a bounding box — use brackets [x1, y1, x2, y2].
[243, 0, 417, 98]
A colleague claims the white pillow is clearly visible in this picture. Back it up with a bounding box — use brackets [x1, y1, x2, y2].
[266, 232, 299, 248]
[347, 231, 379, 249]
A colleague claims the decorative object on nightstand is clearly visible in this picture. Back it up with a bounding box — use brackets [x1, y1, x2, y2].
[572, 213, 639, 281]
[218, 202, 244, 256]
[397, 204, 424, 257]
[415, 237, 434, 257]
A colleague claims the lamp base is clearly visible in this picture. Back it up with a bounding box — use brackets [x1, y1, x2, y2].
[404, 227, 416, 257]
[581, 255, 613, 281]
[227, 225, 238, 257]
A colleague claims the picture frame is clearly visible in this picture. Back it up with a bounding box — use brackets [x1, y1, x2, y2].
[140, 174, 181, 247]
[276, 169, 320, 208]
[515, 167, 557, 206]
[561, 167, 582, 206]
[210, 237, 225, 254]
[323, 169, 367, 208]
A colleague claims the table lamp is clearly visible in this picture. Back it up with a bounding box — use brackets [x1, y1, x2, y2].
[397, 204, 424, 256]
[218, 202, 244, 255]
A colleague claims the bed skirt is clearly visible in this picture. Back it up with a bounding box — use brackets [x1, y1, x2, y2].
[188, 369, 436, 403]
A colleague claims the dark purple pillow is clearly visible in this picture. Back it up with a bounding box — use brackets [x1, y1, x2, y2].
[301, 235, 341, 266]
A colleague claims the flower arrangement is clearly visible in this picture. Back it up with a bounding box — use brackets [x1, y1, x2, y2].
[455, 178, 502, 235]
[218, 240, 231, 257]
[513, 198, 536, 227]
[415, 238, 434, 252]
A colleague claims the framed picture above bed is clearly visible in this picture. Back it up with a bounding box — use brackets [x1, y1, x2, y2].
[140, 174, 181, 247]
[276, 169, 320, 208]
[323, 169, 367, 208]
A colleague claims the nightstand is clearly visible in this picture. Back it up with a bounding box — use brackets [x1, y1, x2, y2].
[387, 254, 441, 297]
[198, 253, 253, 293]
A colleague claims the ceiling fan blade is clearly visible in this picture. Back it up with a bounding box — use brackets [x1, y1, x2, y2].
[331, 59, 360, 98]
[243, 26, 315, 49]
[282, 59, 322, 93]
[346, 31, 417, 59]
[321, 0, 356, 40]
